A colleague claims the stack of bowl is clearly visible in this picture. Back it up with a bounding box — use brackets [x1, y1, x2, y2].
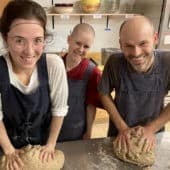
[53, 3, 74, 14]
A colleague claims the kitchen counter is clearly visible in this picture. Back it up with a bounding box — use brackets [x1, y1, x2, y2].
[57, 132, 170, 170]
[0, 132, 169, 169]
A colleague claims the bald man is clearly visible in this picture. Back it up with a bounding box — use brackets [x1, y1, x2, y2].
[98, 16, 170, 151]
[58, 23, 102, 142]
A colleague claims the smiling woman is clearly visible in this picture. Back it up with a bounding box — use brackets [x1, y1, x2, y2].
[6, 19, 45, 72]
[0, 1, 68, 170]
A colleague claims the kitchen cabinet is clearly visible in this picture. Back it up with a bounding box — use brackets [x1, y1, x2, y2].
[0, 0, 10, 17]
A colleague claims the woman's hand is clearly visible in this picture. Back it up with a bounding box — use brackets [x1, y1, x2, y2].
[83, 131, 91, 140]
[6, 149, 24, 170]
[39, 144, 56, 163]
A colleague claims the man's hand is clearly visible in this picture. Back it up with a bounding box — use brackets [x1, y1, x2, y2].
[134, 126, 156, 152]
[114, 127, 132, 153]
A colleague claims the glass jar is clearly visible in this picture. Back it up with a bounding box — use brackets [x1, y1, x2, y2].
[103, 0, 120, 13]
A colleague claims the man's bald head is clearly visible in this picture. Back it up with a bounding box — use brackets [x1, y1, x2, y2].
[118, 15, 158, 73]
[119, 16, 155, 39]
[70, 23, 95, 37]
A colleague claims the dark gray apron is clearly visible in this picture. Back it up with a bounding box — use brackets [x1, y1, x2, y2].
[108, 53, 166, 136]
[0, 54, 51, 148]
[58, 61, 95, 142]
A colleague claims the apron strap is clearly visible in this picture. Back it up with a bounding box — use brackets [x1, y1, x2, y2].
[0, 56, 10, 92]
[83, 60, 96, 82]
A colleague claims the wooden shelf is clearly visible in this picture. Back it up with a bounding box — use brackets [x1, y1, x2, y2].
[47, 13, 136, 17]
[47, 12, 137, 29]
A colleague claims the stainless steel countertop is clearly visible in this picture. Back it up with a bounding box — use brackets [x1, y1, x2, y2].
[57, 132, 170, 170]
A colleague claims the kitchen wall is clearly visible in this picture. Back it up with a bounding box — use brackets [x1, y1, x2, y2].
[38, 0, 125, 53]
[0, 0, 163, 54]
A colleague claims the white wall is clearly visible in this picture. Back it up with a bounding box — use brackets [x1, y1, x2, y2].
[34, 0, 130, 53]
[44, 15, 124, 53]
[0, 0, 163, 54]
[34, 0, 163, 53]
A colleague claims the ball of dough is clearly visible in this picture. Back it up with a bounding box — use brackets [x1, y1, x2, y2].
[0, 145, 64, 170]
[113, 129, 155, 167]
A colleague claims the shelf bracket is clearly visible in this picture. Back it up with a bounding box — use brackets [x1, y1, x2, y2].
[51, 0, 54, 29]
[80, 16, 83, 23]
[105, 15, 111, 31]
[52, 16, 55, 29]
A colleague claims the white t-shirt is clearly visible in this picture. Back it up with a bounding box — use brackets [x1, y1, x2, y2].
[0, 53, 68, 120]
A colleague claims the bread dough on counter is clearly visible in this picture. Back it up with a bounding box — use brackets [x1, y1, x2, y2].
[0, 145, 64, 170]
[113, 129, 155, 167]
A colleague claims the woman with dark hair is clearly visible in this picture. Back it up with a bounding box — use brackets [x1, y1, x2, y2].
[0, 0, 68, 169]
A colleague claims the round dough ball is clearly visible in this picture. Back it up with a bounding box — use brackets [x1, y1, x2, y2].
[0, 145, 64, 170]
[113, 129, 155, 167]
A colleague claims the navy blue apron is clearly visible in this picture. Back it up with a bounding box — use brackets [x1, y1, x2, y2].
[108, 52, 166, 136]
[0, 54, 51, 148]
[58, 61, 95, 142]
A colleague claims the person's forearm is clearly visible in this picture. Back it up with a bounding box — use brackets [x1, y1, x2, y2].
[86, 104, 96, 136]
[100, 93, 128, 132]
[146, 103, 170, 133]
[46, 116, 64, 146]
[0, 121, 15, 154]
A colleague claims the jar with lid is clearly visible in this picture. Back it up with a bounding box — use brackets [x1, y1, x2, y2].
[103, 0, 120, 13]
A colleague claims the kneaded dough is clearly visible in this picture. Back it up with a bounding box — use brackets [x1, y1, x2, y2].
[113, 129, 155, 167]
[0, 145, 64, 170]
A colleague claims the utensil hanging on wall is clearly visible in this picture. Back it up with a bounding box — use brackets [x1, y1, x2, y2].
[105, 15, 111, 31]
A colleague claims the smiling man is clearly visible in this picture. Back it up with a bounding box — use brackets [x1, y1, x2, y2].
[98, 15, 170, 152]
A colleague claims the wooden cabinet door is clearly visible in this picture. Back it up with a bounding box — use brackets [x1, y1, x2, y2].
[0, 0, 10, 17]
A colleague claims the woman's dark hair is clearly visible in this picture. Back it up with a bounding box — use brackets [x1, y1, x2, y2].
[0, 0, 47, 38]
